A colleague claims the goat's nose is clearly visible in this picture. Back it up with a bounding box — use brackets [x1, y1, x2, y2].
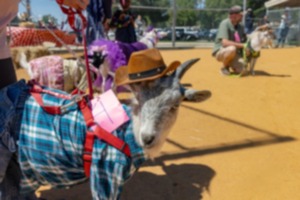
[142, 135, 155, 146]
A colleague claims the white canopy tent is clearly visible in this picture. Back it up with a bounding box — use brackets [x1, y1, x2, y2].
[265, 0, 300, 8]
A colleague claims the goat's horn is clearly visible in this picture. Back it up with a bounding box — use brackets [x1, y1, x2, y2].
[176, 58, 200, 79]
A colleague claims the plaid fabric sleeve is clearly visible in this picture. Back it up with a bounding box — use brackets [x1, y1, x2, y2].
[89, 105, 145, 199]
[18, 91, 87, 194]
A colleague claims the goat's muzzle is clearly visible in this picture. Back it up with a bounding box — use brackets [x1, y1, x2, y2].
[142, 135, 156, 147]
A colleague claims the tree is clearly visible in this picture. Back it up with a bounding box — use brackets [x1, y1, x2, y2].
[42, 15, 58, 25]
[247, 0, 269, 18]
[130, 0, 171, 27]
[175, 0, 199, 26]
[127, 0, 270, 29]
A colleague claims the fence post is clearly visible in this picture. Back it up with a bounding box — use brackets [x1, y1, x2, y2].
[243, 0, 247, 25]
[172, 0, 177, 48]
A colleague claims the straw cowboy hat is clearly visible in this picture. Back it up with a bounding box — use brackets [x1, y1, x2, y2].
[115, 48, 181, 86]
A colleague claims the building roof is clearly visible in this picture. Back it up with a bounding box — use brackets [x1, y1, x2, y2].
[265, 0, 300, 8]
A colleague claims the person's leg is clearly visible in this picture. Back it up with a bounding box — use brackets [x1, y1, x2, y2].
[276, 28, 285, 48]
[0, 153, 38, 200]
[0, 146, 12, 184]
[281, 27, 289, 48]
[215, 46, 237, 75]
[0, 58, 17, 89]
[231, 56, 247, 75]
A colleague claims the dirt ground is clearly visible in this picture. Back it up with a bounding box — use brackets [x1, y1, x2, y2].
[16, 47, 300, 200]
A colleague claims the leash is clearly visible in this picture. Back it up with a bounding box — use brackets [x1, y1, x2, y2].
[55, 1, 133, 176]
[243, 39, 261, 63]
[56, 0, 94, 100]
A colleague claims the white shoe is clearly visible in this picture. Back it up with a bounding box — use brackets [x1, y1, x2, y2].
[220, 67, 230, 76]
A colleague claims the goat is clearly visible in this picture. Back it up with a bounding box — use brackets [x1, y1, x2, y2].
[20, 53, 87, 93]
[0, 49, 210, 199]
[243, 25, 275, 75]
[88, 29, 167, 93]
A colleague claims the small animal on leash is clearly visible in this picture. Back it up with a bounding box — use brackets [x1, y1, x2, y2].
[88, 28, 167, 93]
[19, 53, 89, 93]
[0, 49, 211, 199]
[243, 24, 275, 75]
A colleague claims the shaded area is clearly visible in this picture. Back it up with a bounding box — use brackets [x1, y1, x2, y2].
[39, 164, 215, 200]
[154, 136, 294, 164]
[121, 164, 215, 200]
[250, 70, 291, 78]
[39, 181, 92, 200]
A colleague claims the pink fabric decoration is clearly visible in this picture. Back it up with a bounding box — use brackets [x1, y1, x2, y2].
[90, 90, 129, 133]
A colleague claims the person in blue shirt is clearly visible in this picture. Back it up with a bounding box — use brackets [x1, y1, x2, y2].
[276, 8, 291, 48]
[245, 8, 255, 34]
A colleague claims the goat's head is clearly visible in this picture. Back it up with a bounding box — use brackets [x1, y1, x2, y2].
[117, 54, 201, 158]
[140, 29, 167, 48]
[252, 24, 275, 48]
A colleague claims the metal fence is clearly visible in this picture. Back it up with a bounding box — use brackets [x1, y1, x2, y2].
[127, 4, 300, 48]
[124, 5, 229, 47]
[268, 7, 300, 46]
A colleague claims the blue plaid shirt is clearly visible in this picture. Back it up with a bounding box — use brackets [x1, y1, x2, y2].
[18, 88, 146, 200]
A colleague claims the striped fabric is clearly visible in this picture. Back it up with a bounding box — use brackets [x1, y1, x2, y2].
[7, 27, 76, 47]
[18, 87, 146, 199]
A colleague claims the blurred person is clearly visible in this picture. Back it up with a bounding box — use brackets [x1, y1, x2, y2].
[260, 15, 270, 26]
[0, 0, 89, 199]
[110, 0, 137, 43]
[276, 7, 291, 48]
[86, 0, 112, 45]
[212, 5, 248, 76]
[47, 18, 57, 29]
[135, 14, 145, 38]
[245, 8, 255, 34]
[37, 19, 46, 29]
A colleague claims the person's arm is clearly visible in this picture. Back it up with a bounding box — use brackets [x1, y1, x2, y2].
[221, 39, 244, 49]
[217, 20, 244, 49]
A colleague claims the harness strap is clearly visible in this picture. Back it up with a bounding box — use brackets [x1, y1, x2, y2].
[243, 40, 261, 63]
[30, 83, 73, 115]
[79, 98, 131, 177]
[31, 92, 63, 115]
[56, 0, 94, 100]
[28, 82, 131, 177]
[93, 126, 131, 157]
[83, 131, 95, 177]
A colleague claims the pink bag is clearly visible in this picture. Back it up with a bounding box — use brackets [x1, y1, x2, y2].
[29, 55, 64, 90]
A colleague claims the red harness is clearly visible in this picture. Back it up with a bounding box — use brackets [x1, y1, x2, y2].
[49, 1, 131, 177]
[29, 82, 131, 177]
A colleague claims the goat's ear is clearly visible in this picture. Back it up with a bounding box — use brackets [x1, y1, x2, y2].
[175, 58, 200, 80]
